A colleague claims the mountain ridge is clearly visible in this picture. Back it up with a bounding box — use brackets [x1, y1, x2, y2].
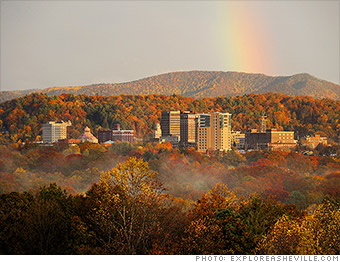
[1, 71, 340, 103]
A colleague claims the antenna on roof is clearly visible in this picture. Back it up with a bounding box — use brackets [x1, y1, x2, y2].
[260, 112, 267, 133]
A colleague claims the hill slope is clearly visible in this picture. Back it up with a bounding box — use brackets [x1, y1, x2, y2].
[1, 71, 340, 102]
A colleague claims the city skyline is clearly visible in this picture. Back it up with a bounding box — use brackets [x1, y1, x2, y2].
[1, 1, 339, 92]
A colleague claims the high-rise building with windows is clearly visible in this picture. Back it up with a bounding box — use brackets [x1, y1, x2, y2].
[42, 121, 72, 143]
[197, 112, 232, 152]
[180, 111, 198, 146]
[160, 111, 181, 138]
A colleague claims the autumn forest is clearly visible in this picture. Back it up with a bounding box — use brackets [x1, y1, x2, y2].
[1, 92, 340, 255]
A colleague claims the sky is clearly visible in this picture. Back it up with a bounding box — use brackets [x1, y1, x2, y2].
[1, 0, 339, 92]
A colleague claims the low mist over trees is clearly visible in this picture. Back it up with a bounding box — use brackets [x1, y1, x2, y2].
[1, 141, 340, 201]
[1, 155, 339, 255]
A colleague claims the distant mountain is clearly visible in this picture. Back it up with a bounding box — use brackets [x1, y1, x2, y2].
[0, 89, 39, 103]
[1, 71, 340, 103]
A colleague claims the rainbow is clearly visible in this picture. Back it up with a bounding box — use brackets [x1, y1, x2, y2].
[215, 2, 276, 75]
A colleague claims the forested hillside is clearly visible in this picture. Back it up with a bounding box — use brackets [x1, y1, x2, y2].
[1, 92, 340, 144]
[1, 71, 340, 103]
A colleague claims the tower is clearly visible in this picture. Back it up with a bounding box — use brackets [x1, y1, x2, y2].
[260, 113, 267, 133]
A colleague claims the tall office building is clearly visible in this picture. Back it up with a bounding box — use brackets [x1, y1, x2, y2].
[160, 111, 181, 138]
[42, 121, 72, 143]
[197, 112, 232, 152]
[180, 111, 198, 146]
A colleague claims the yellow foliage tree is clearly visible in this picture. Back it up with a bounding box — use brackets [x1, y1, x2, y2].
[87, 157, 165, 254]
[257, 214, 302, 254]
[258, 200, 340, 255]
[297, 200, 340, 254]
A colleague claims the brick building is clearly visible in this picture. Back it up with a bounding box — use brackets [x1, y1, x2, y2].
[98, 124, 134, 143]
[246, 129, 296, 151]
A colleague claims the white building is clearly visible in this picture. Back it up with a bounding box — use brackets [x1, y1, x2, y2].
[231, 131, 246, 149]
[159, 135, 180, 146]
[42, 121, 72, 143]
[153, 123, 162, 139]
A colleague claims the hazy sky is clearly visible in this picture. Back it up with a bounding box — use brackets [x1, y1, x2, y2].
[1, 1, 339, 91]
